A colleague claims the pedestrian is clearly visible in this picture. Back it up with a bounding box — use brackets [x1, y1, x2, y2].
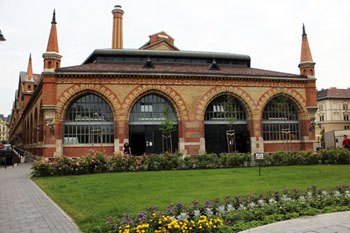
[123, 142, 132, 155]
[342, 135, 350, 149]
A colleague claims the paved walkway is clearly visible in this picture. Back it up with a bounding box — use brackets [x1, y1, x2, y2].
[241, 211, 350, 233]
[0, 163, 80, 233]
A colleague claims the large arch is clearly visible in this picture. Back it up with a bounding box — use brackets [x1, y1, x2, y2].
[55, 84, 121, 122]
[256, 88, 308, 120]
[257, 88, 310, 152]
[63, 93, 115, 145]
[127, 91, 179, 155]
[122, 85, 189, 121]
[204, 93, 251, 153]
[195, 86, 255, 121]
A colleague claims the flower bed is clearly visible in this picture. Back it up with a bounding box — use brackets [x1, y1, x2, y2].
[31, 149, 350, 177]
[98, 185, 350, 233]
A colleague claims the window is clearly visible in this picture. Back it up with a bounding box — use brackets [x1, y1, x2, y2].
[343, 104, 348, 110]
[129, 94, 176, 124]
[345, 126, 350, 130]
[320, 115, 325, 122]
[344, 114, 349, 121]
[63, 94, 114, 144]
[318, 104, 323, 111]
[205, 95, 246, 122]
[262, 95, 299, 141]
[141, 103, 153, 112]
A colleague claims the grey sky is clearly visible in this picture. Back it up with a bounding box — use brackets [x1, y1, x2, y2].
[1, 0, 349, 116]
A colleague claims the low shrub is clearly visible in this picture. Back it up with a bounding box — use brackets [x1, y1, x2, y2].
[31, 149, 350, 177]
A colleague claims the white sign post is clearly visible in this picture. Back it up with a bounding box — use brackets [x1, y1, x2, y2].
[255, 153, 264, 176]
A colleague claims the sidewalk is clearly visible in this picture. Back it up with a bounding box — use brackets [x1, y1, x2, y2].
[0, 163, 80, 233]
[241, 211, 350, 233]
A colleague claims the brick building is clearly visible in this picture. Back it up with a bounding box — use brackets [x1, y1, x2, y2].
[9, 6, 318, 158]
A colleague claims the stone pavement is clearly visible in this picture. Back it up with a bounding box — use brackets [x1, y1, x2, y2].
[0, 163, 80, 233]
[241, 211, 350, 233]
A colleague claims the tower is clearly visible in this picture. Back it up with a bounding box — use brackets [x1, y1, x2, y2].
[42, 9, 62, 71]
[299, 24, 315, 77]
[112, 5, 124, 49]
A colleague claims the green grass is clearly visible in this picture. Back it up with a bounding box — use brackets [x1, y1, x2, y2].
[33, 165, 350, 232]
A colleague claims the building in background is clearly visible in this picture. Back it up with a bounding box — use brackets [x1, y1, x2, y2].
[9, 6, 318, 158]
[315, 88, 350, 143]
[0, 114, 10, 142]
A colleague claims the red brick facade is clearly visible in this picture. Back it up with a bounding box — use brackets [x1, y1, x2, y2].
[9, 7, 318, 158]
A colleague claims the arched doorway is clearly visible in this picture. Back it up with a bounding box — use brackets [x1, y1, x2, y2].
[262, 95, 300, 143]
[204, 94, 250, 153]
[129, 94, 178, 155]
[63, 94, 114, 145]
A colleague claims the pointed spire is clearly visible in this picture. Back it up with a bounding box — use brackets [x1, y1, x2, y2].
[51, 9, 56, 24]
[299, 24, 315, 76]
[300, 24, 313, 63]
[27, 53, 33, 81]
[46, 9, 59, 53]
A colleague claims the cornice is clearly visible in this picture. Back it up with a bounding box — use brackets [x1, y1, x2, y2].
[55, 72, 312, 83]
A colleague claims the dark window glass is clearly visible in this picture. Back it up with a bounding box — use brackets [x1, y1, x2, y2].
[63, 94, 114, 144]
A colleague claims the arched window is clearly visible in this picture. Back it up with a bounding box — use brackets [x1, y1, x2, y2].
[262, 95, 300, 141]
[64, 94, 114, 144]
[205, 95, 246, 123]
[129, 94, 177, 124]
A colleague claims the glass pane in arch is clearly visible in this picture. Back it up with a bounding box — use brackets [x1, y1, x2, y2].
[63, 94, 114, 144]
[204, 95, 247, 124]
[262, 95, 300, 141]
[129, 94, 177, 125]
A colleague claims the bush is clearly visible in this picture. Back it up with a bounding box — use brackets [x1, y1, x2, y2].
[31, 149, 350, 177]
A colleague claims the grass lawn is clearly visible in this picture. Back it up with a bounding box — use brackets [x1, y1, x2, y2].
[33, 165, 350, 232]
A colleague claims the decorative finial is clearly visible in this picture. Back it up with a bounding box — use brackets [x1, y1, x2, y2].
[51, 9, 56, 24]
[0, 30, 5, 41]
[302, 23, 306, 36]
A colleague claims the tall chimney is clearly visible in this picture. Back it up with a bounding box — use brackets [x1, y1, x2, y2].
[112, 5, 124, 49]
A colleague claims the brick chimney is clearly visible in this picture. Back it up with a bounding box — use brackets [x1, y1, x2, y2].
[112, 5, 124, 49]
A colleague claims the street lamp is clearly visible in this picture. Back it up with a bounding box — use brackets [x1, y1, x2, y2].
[0, 30, 6, 42]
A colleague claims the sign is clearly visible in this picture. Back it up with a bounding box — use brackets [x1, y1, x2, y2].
[255, 153, 264, 160]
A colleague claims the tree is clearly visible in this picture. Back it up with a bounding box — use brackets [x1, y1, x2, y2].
[223, 95, 237, 153]
[159, 106, 176, 153]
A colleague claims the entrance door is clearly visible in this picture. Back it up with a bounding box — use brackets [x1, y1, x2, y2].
[130, 133, 145, 156]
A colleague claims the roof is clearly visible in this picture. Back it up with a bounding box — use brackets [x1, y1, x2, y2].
[317, 88, 350, 100]
[58, 62, 302, 78]
[19, 71, 41, 84]
[83, 49, 251, 64]
[0, 114, 7, 121]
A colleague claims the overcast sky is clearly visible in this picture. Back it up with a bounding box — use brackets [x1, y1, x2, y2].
[0, 0, 349, 116]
